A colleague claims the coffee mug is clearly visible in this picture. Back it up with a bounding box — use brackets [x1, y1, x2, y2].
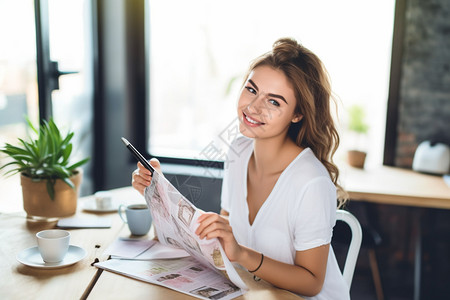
[36, 229, 70, 263]
[118, 204, 152, 236]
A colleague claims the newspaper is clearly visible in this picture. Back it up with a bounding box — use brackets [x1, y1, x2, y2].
[95, 256, 243, 300]
[96, 171, 247, 299]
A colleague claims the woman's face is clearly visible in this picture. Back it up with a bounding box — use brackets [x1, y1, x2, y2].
[237, 65, 302, 140]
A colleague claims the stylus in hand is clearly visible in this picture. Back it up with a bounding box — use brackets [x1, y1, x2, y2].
[121, 137, 155, 175]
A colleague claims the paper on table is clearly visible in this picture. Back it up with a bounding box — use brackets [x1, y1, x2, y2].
[56, 216, 112, 229]
[134, 241, 190, 260]
[104, 238, 157, 259]
[108, 239, 190, 260]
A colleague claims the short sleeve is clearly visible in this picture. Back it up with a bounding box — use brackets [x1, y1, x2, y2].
[292, 177, 336, 251]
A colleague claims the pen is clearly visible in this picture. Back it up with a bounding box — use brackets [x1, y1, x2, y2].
[121, 137, 155, 175]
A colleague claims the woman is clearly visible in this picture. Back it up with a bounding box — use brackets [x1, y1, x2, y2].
[132, 38, 349, 299]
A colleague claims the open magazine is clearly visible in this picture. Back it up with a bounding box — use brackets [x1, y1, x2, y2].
[95, 171, 247, 300]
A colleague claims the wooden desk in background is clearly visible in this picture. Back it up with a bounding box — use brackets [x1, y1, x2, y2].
[340, 164, 450, 209]
[0, 187, 302, 300]
[339, 164, 450, 300]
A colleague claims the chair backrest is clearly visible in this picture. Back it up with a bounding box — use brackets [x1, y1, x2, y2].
[335, 209, 363, 289]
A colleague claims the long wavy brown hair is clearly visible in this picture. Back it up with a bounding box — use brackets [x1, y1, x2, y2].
[246, 38, 347, 206]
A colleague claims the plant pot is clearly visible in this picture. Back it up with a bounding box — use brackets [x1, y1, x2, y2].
[347, 150, 367, 169]
[21, 169, 82, 221]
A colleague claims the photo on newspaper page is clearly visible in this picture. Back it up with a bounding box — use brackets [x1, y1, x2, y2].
[144, 171, 247, 292]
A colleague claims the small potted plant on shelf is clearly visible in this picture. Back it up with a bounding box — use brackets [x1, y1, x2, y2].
[347, 104, 369, 168]
[0, 118, 89, 221]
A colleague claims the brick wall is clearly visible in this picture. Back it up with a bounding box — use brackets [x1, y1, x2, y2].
[395, 0, 450, 168]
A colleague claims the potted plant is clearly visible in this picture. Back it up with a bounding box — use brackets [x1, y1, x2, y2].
[347, 104, 369, 168]
[0, 118, 89, 221]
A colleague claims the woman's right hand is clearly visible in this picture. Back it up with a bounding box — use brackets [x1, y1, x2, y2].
[131, 158, 162, 196]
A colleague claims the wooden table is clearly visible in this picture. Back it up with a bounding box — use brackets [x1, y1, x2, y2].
[0, 211, 116, 299]
[339, 164, 450, 300]
[0, 187, 140, 299]
[0, 187, 302, 300]
[340, 164, 450, 209]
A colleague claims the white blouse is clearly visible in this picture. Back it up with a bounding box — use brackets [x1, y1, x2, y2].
[221, 136, 349, 300]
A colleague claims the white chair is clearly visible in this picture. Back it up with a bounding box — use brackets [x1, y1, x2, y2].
[335, 209, 363, 289]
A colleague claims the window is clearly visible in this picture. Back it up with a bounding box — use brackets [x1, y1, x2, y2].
[0, 0, 38, 143]
[0, 0, 94, 207]
[47, 0, 94, 194]
[0, 0, 38, 212]
[48, 0, 92, 131]
[147, 0, 395, 168]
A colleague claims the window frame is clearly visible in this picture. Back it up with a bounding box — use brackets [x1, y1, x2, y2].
[383, 0, 405, 166]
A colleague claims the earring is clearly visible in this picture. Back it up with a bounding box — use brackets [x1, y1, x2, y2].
[292, 115, 303, 123]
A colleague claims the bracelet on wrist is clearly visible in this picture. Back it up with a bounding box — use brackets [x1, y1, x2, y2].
[248, 253, 264, 273]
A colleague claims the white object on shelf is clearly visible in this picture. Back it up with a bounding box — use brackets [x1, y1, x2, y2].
[412, 141, 450, 175]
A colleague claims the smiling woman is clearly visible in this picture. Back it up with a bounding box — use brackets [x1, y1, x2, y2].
[146, 0, 395, 167]
[135, 37, 350, 299]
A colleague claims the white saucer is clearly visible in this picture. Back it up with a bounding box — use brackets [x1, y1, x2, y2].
[81, 198, 119, 213]
[17, 245, 86, 269]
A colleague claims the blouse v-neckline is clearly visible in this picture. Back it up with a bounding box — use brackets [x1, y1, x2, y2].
[242, 143, 309, 227]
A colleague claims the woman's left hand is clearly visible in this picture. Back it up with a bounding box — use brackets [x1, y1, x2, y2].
[195, 212, 243, 262]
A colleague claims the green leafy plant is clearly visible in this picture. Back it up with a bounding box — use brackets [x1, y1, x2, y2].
[0, 118, 89, 200]
[348, 104, 369, 135]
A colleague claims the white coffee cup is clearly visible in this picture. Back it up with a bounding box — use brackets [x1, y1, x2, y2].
[36, 229, 70, 263]
[118, 204, 152, 236]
